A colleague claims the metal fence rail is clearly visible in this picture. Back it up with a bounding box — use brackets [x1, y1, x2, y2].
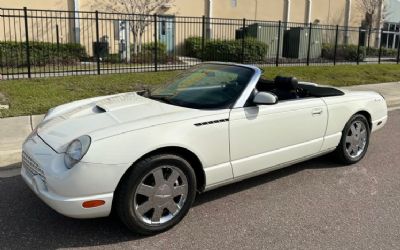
[0, 7, 399, 80]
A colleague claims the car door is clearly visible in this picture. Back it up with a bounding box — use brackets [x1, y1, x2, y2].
[229, 97, 328, 178]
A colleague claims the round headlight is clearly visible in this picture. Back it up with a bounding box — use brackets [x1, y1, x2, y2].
[64, 135, 91, 169]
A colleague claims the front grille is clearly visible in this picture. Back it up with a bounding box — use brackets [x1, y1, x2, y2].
[22, 151, 46, 182]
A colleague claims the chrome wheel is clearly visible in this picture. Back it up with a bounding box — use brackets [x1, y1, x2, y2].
[345, 121, 367, 159]
[133, 166, 188, 225]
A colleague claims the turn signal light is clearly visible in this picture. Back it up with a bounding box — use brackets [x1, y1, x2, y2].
[82, 200, 105, 208]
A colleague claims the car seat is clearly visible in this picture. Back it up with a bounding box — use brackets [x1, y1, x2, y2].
[274, 76, 299, 100]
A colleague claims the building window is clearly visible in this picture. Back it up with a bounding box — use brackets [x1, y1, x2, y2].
[231, 0, 237, 8]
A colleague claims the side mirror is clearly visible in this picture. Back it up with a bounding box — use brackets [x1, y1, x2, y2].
[252, 91, 278, 105]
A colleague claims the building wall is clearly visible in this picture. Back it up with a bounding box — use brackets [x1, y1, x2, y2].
[211, 0, 283, 21]
[0, 0, 367, 55]
[0, 0, 365, 26]
[0, 0, 68, 10]
[78, 0, 205, 16]
[290, 0, 306, 23]
[313, 0, 344, 25]
[387, 0, 400, 22]
[0, 1, 73, 44]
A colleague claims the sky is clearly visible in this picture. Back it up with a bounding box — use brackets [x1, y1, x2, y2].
[387, 0, 400, 22]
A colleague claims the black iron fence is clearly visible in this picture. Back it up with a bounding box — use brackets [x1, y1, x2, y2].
[0, 7, 399, 79]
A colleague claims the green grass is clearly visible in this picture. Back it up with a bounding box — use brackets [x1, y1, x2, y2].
[263, 64, 400, 86]
[0, 71, 179, 118]
[0, 64, 399, 118]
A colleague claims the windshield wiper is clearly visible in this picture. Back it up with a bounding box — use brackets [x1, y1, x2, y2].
[148, 95, 174, 104]
[137, 88, 152, 97]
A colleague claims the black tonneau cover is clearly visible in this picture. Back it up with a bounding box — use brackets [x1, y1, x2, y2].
[298, 84, 344, 97]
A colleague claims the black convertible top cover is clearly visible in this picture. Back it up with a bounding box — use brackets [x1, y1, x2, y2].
[256, 78, 345, 98]
[298, 84, 345, 97]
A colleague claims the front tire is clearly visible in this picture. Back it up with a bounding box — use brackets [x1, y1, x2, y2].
[115, 154, 197, 235]
[334, 114, 370, 164]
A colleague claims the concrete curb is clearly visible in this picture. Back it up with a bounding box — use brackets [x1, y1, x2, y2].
[0, 82, 399, 168]
[0, 114, 44, 168]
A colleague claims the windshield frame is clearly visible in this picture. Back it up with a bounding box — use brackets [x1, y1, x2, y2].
[148, 62, 261, 110]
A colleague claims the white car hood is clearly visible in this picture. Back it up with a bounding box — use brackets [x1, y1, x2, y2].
[36, 92, 197, 153]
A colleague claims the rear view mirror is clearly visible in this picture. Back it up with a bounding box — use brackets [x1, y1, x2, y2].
[253, 92, 278, 105]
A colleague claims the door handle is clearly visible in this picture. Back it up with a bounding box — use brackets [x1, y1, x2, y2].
[311, 108, 323, 115]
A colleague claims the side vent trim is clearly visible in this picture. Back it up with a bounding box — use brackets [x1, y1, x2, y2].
[194, 118, 229, 127]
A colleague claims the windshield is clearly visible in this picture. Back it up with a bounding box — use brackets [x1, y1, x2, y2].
[149, 64, 254, 109]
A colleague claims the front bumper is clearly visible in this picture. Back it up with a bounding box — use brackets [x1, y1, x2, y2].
[371, 115, 388, 132]
[21, 167, 113, 218]
[20, 135, 126, 219]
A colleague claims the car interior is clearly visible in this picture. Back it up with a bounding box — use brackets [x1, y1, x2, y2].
[255, 76, 345, 101]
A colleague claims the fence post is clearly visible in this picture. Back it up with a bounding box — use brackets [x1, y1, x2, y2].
[378, 28, 383, 64]
[154, 14, 158, 72]
[333, 25, 339, 66]
[357, 27, 361, 65]
[241, 18, 246, 63]
[276, 20, 281, 67]
[201, 16, 205, 62]
[56, 25, 60, 51]
[23, 7, 31, 78]
[397, 36, 400, 64]
[306, 22, 312, 66]
[95, 11, 100, 75]
[367, 26, 371, 54]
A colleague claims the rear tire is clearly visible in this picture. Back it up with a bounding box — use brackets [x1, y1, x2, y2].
[115, 154, 197, 235]
[334, 114, 370, 165]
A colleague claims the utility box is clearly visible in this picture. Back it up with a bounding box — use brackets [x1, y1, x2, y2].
[282, 27, 322, 59]
[246, 23, 284, 58]
[92, 41, 108, 58]
[235, 28, 247, 40]
[236, 23, 284, 58]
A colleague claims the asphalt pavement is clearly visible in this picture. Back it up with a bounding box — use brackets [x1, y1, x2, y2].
[0, 109, 399, 250]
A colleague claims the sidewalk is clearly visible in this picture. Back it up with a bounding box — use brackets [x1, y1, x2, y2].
[342, 82, 400, 108]
[0, 82, 399, 168]
[0, 115, 44, 168]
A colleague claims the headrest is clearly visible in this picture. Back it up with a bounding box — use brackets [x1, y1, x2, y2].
[274, 76, 298, 91]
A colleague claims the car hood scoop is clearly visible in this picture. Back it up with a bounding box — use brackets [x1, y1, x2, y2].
[95, 92, 146, 112]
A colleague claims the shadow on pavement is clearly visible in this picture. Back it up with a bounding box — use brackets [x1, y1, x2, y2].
[0, 154, 342, 249]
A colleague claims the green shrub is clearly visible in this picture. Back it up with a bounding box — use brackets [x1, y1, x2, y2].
[102, 53, 122, 63]
[184, 36, 268, 62]
[242, 38, 270, 62]
[102, 42, 175, 64]
[322, 44, 397, 61]
[0, 41, 87, 67]
[184, 37, 202, 58]
[365, 47, 398, 57]
[129, 42, 176, 64]
[204, 38, 268, 62]
[130, 42, 167, 56]
[142, 42, 167, 55]
[131, 51, 176, 64]
[322, 44, 365, 61]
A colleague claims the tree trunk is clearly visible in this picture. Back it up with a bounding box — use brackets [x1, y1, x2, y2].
[138, 33, 143, 53]
[132, 31, 139, 55]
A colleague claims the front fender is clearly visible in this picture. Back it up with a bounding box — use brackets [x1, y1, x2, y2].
[83, 114, 230, 171]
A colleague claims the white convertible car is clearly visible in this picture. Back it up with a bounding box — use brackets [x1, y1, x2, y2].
[22, 62, 387, 235]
